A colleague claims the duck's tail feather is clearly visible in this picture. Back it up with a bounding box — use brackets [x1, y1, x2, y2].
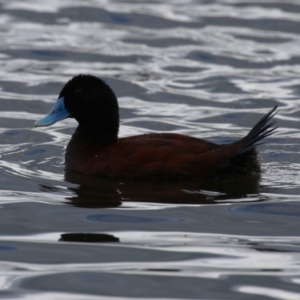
[237, 106, 277, 154]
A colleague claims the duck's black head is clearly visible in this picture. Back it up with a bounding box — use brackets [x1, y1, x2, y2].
[35, 74, 120, 145]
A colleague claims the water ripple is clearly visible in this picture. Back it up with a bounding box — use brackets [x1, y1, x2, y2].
[0, 0, 299, 299]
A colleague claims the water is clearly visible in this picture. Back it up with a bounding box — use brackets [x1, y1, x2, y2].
[0, 0, 299, 299]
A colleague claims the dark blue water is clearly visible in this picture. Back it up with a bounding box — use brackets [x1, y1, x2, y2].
[0, 1, 299, 299]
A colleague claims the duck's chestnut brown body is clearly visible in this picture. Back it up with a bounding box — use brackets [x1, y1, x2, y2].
[35, 74, 277, 179]
[65, 129, 267, 179]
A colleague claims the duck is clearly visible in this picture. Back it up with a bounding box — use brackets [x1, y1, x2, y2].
[35, 74, 277, 179]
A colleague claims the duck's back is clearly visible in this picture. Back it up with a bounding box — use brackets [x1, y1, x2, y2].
[65, 130, 258, 179]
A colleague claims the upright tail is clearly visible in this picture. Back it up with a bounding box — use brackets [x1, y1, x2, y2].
[193, 106, 277, 176]
[237, 106, 277, 154]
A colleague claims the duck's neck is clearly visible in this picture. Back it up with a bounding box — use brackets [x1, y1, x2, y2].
[78, 125, 118, 145]
[77, 112, 119, 145]
[66, 127, 114, 167]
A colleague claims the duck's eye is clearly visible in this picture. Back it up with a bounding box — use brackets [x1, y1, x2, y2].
[74, 89, 82, 95]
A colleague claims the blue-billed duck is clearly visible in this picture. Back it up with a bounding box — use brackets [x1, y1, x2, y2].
[35, 74, 277, 179]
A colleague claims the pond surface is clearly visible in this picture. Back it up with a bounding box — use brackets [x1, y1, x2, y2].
[0, 0, 299, 299]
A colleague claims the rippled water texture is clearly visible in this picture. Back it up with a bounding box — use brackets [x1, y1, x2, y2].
[0, 0, 300, 299]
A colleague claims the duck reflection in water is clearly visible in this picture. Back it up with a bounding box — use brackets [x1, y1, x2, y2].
[63, 170, 262, 208]
[35, 74, 277, 206]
